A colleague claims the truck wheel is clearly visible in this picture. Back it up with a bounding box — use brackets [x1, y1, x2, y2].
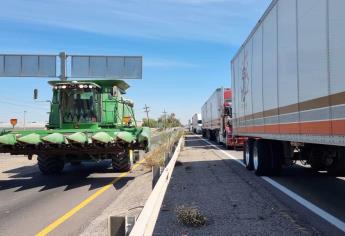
[216, 131, 221, 144]
[70, 161, 81, 166]
[206, 130, 210, 140]
[202, 130, 207, 138]
[269, 140, 283, 176]
[309, 148, 326, 172]
[112, 150, 133, 172]
[243, 139, 254, 170]
[253, 140, 271, 176]
[38, 155, 65, 175]
[327, 147, 345, 175]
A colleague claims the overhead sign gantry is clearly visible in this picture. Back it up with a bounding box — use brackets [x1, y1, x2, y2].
[0, 52, 142, 80]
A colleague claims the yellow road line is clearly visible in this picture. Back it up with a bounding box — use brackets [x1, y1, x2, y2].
[36, 158, 146, 236]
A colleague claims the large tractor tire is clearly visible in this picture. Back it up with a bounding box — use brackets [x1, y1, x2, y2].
[112, 150, 133, 172]
[38, 155, 65, 175]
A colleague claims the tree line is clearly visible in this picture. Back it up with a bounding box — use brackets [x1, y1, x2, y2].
[142, 113, 182, 128]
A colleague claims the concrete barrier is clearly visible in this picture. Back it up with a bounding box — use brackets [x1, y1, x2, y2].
[129, 137, 183, 236]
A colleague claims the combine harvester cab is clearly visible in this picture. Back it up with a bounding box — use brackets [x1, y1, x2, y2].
[0, 80, 151, 174]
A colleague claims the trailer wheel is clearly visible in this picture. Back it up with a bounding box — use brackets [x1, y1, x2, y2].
[243, 139, 254, 170]
[38, 155, 65, 175]
[112, 150, 133, 172]
[206, 130, 210, 140]
[309, 147, 326, 172]
[216, 131, 221, 144]
[269, 141, 283, 176]
[70, 161, 81, 166]
[202, 130, 206, 138]
[253, 140, 271, 176]
[327, 147, 345, 175]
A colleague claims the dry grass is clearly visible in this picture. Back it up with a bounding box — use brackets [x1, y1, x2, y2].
[144, 145, 166, 167]
[144, 129, 184, 168]
[175, 205, 207, 227]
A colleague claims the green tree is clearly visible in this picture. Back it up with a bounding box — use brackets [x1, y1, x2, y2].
[158, 113, 182, 128]
[142, 118, 158, 128]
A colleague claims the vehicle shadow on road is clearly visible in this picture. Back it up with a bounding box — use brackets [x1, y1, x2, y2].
[0, 161, 134, 192]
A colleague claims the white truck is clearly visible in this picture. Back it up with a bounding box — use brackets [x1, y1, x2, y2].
[201, 88, 245, 148]
[231, 0, 345, 176]
[192, 113, 202, 134]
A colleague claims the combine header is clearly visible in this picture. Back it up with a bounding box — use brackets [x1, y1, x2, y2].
[0, 53, 150, 174]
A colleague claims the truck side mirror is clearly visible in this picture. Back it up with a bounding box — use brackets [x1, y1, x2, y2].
[33, 89, 38, 100]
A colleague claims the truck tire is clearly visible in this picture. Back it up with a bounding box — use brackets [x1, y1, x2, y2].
[216, 131, 221, 144]
[38, 155, 65, 175]
[253, 140, 271, 176]
[206, 130, 211, 140]
[112, 150, 133, 172]
[70, 161, 81, 166]
[202, 130, 206, 138]
[327, 147, 345, 175]
[243, 139, 254, 170]
[309, 147, 326, 172]
[269, 140, 283, 176]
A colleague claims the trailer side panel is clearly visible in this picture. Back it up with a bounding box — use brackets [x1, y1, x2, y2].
[232, 0, 345, 146]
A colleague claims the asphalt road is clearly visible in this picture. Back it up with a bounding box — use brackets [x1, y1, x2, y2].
[155, 135, 345, 235]
[224, 143, 345, 231]
[0, 133, 162, 236]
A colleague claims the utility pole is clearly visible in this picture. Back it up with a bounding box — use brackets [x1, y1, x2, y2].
[162, 109, 167, 130]
[23, 111, 27, 130]
[143, 104, 150, 127]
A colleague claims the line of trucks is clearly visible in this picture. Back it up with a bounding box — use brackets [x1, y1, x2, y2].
[198, 0, 345, 176]
[191, 88, 245, 150]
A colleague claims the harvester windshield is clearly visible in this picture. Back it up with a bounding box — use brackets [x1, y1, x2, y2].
[60, 88, 100, 123]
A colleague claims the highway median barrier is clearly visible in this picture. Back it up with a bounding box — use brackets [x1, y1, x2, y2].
[129, 132, 184, 236]
[107, 129, 183, 236]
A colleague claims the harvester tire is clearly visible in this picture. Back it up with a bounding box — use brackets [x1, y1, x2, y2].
[112, 151, 133, 172]
[38, 155, 65, 175]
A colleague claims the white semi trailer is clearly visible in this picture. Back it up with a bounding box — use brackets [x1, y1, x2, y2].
[192, 113, 202, 134]
[231, 0, 345, 176]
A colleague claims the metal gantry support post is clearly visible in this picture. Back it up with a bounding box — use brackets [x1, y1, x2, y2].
[59, 52, 67, 81]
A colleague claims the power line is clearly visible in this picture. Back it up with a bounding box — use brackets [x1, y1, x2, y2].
[0, 100, 48, 111]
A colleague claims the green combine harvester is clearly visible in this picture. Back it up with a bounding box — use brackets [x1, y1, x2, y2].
[0, 80, 151, 174]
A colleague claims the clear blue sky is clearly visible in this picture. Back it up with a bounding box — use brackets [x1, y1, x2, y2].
[0, 0, 271, 125]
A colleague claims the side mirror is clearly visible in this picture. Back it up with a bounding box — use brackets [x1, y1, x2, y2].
[33, 89, 38, 100]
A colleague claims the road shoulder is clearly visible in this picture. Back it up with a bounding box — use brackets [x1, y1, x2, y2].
[154, 136, 321, 235]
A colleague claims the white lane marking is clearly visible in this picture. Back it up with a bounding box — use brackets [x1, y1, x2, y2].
[185, 144, 223, 149]
[201, 138, 345, 233]
[185, 139, 205, 142]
